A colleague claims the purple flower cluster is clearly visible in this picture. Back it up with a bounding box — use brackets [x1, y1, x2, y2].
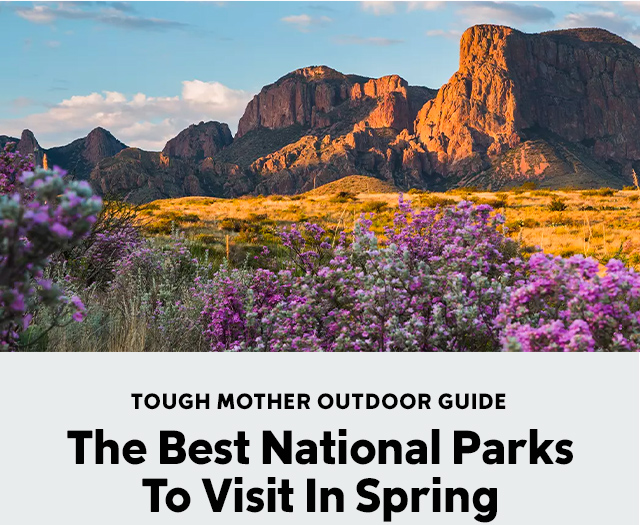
[0, 143, 34, 197]
[201, 199, 640, 352]
[498, 254, 640, 351]
[0, 166, 102, 349]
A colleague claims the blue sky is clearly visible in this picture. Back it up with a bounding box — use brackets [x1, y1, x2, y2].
[2, 1, 640, 149]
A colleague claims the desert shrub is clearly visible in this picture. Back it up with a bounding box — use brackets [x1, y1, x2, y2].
[199, 198, 640, 352]
[201, 200, 522, 351]
[509, 181, 538, 194]
[418, 195, 457, 208]
[60, 198, 143, 288]
[331, 191, 357, 203]
[0, 167, 102, 349]
[247, 213, 269, 223]
[498, 255, 640, 351]
[157, 211, 199, 223]
[180, 213, 200, 223]
[0, 142, 35, 196]
[219, 218, 243, 232]
[582, 188, 617, 197]
[628, 194, 639, 203]
[505, 218, 540, 231]
[360, 200, 388, 213]
[144, 217, 173, 235]
[446, 186, 479, 195]
[548, 196, 568, 212]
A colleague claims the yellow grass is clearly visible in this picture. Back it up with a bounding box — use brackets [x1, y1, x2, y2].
[141, 188, 640, 268]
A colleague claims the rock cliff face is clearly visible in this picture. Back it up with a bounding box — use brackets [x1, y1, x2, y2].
[0, 130, 44, 165]
[416, 25, 640, 185]
[162, 121, 233, 161]
[226, 66, 436, 194]
[237, 66, 433, 138]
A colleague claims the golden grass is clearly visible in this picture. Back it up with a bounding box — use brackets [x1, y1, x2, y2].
[141, 188, 640, 268]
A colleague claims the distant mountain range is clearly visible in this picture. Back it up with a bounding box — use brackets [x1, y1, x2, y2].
[4, 24, 640, 202]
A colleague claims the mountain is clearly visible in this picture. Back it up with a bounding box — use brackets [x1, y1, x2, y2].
[3, 130, 45, 165]
[415, 25, 640, 188]
[8, 24, 640, 200]
[47, 127, 127, 179]
[212, 66, 437, 195]
[91, 68, 437, 201]
[0, 135, 19, 150]
[162, 121, 232, 162]
[1, 127, 126, 180]
[90, 121, 237, 201]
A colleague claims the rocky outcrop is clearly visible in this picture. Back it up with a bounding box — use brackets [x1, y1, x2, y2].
[90, 148, 204, 203]
[415, 25, 640, 183]
[226, 66, 437, 194]
[47, 127, 127, 179]
[237, 66, 435, 138]
[162, 121, 233, 162]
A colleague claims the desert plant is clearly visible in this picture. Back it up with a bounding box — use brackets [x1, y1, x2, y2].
[548, 196, 568, 212]
[0, 167, 102, 349]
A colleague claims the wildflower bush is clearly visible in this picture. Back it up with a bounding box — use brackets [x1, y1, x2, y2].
[199, 199, 640, 352]
[0, 142, 34, 196]
[0, 165, 102, 349]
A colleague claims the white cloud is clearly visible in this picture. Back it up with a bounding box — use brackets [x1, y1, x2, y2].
[425, 29, 462, 39]
[333, 35, 404, 46]
[360, 2, 397, 16]
[408, 2, 446, 12]
[457, 1, 555, 25]
[0, 81, 252, 151]
[16, 5, 56, 24]
[362, 1, 445, 15]
[622, 2, 640, 13]
[45, 40, 61, 48]
[281, 14, 332, 32]
[559, 10, 640, 42]
[14, 3, 190, 32]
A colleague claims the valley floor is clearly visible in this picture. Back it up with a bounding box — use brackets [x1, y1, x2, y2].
[142, 186, 640, 270]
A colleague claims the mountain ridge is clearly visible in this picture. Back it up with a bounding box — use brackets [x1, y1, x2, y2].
[4, 24, 640, 201]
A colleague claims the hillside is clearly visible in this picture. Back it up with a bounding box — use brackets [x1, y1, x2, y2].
[304, 175, 398, 196]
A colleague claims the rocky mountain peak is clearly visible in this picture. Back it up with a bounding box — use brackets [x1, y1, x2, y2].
[83, 127, 127, 164]
[162, 121, 233, 162]
[415, 23, 640, 183]
[17, 129, 41, 156]
[284, 65, 346, 82]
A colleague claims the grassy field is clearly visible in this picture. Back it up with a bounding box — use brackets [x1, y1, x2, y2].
[139, 179, 640, 270]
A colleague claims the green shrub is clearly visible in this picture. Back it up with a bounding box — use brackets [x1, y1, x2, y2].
[548, 196, 568, 212]
[219, 218, 243, 232]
